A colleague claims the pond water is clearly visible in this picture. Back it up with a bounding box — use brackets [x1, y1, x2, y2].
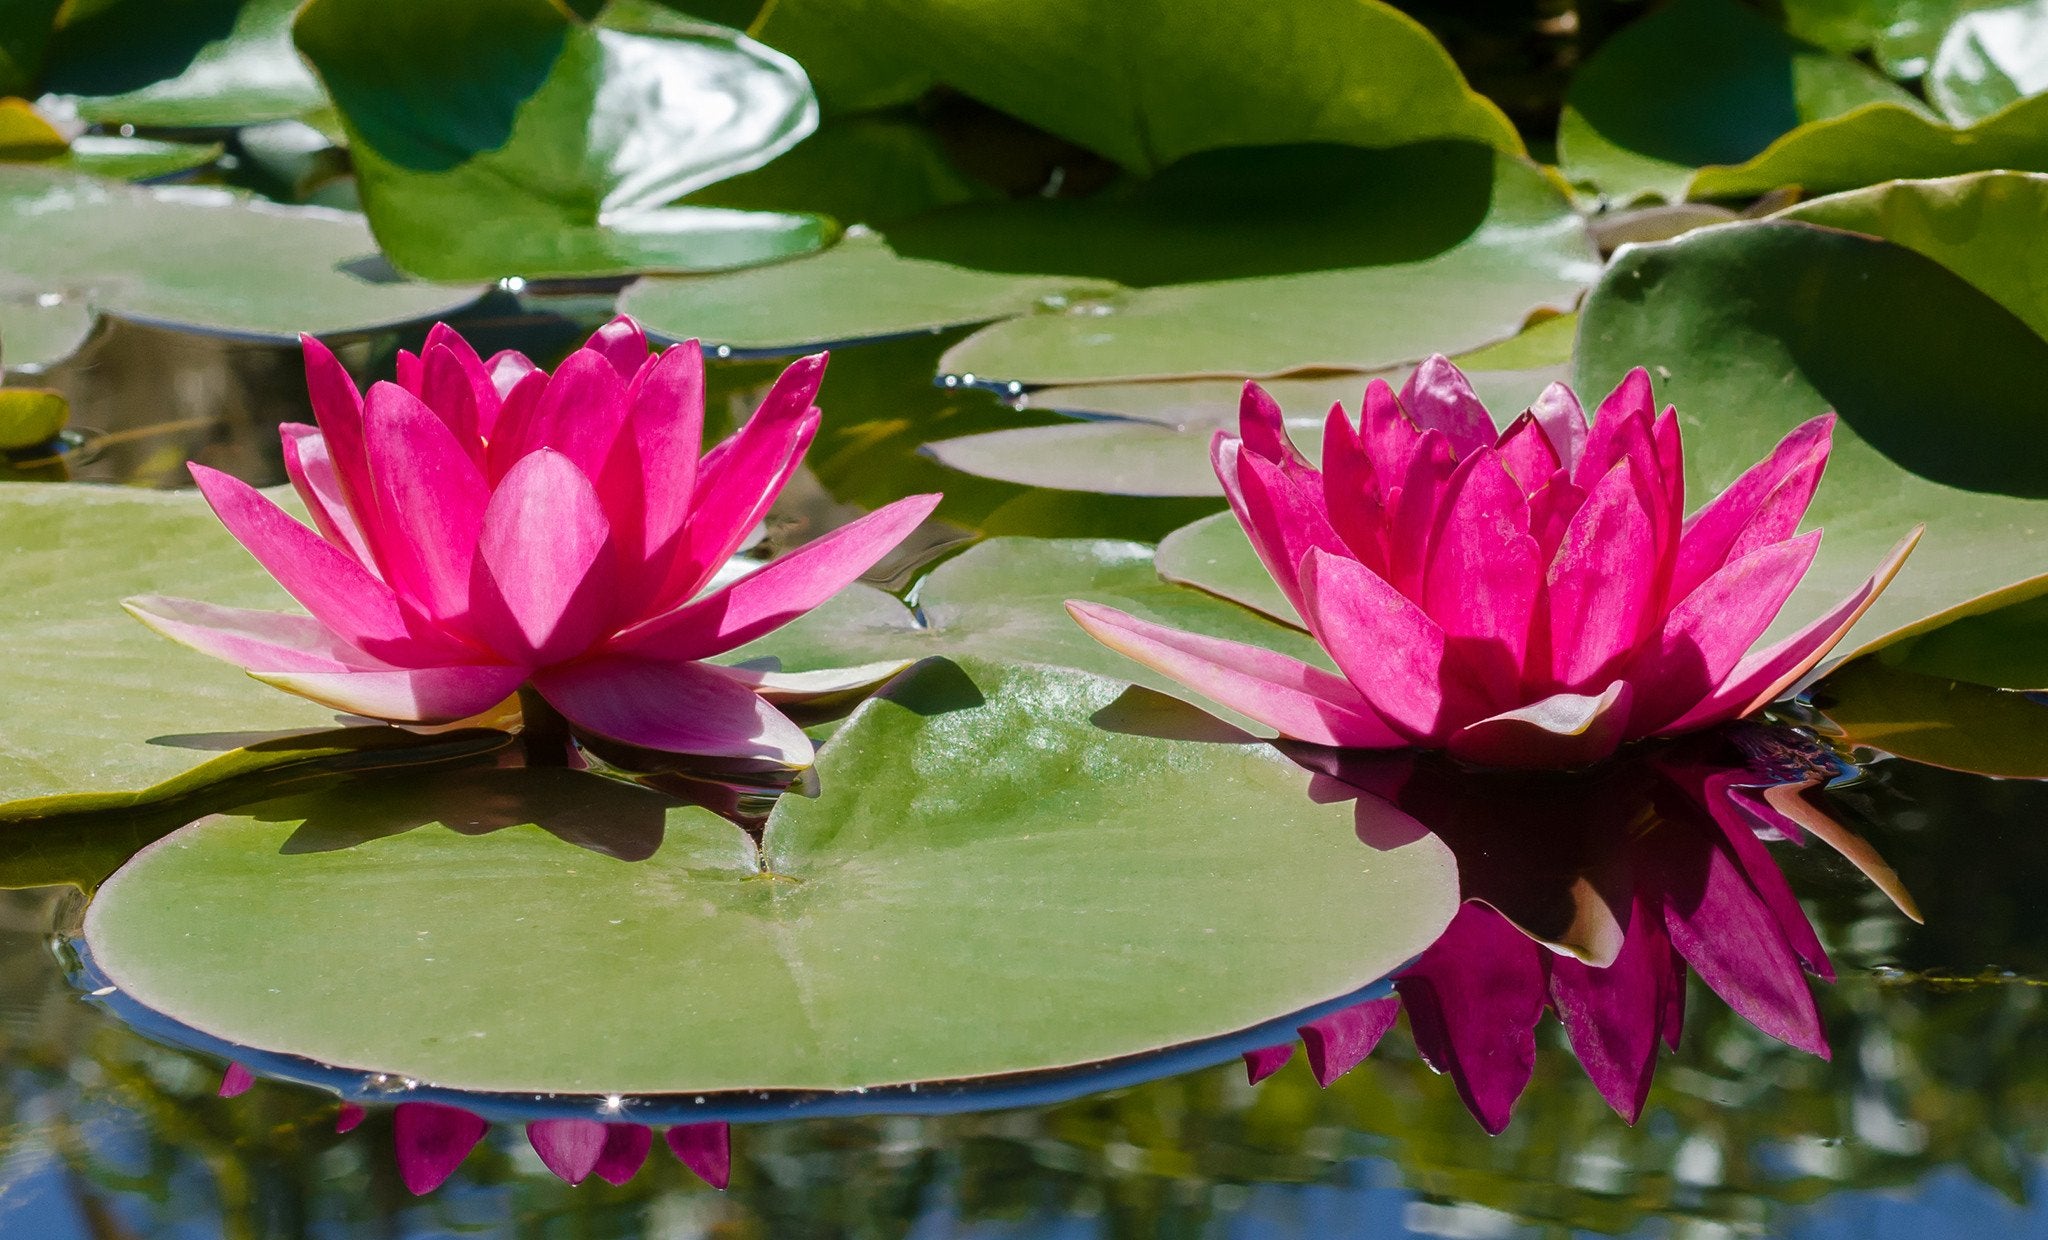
[4, 306, 2045, 1239]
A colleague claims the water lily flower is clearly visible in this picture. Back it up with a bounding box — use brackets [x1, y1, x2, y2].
[1243, 730, 1915, 1131]
[127, 317, 938, 768]
[1069, 359, 1919, 767]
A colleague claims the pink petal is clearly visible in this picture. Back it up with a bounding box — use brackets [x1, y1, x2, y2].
[584, 314, 650, 379]
[664, 354, 826, 603]
[125, 595, 390, 673]
[218, 1063, 253, 1098]
[1358, 377, 1420, 483]
[533, 655, 814, 765]
[1674, 416, 1833, 604]
[1237, 381, 1310, 467]
[1298, 995, 1400, 1086]
[1321, 403, 1388, 574]
[362, 382, 491, 623]
[1243, 1043, 1296, 1084]
[1495, 411, 1562, 495]
[502, 349, 633, 490]
[528, 1119, 607, 1185]
[298, 334, 376, 536]
[1446, 680, 1634, 769]
[612, 494, 940, 662]
[394, 347, 421, 392]
[1549, 897, 1670, 1123]
[1297, 548, 1460, 741]
[665, 1122, 730, 1189]
[1685, 769, 1835, 980]
[1398, 354, 1496, 457]
[252, 663, 525, 723]
[394, 1102, 488, 1195]
[602, 340, 705, 581]
[1540, 457, 1655, 693]
[482, 348, 538, 406]
[594, 1123, 653, 1186]
[1064, 601, 1404, 748]
[1529, 380, 1587, 469]
[1422, 448, 1541, 703]
[1382, 428, 1456, 598]
[485, 368, 551, 481]
[1649, 827, 1828, 1057]
[1525, 469, 1583, 563]
[1666, 528, 1921, 732]
[1573, 368, 1654, 491]
[1219, 434, 1346, 622]
[187, 464, 416, 657]
[1628, 531, 1821, 735]
[280, 425, 377, 569]
[470, 450, 618, 666]
[1396, 904, 1550, 1134]
[419, 342, 484, 454]
[716, 660, 913, 703]
[336, 1103, 365, 1133]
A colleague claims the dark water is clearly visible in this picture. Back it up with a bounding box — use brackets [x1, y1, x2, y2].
[5, 305, 2046, 1238]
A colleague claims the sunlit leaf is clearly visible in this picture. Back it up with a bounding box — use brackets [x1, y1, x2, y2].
[1929, 0, 2048, 124]
[84, 659, 1460, 1096]
[294, 0, 829, 280]
[1815, 657, 2048, 777]
[42, 0, 325, 128]
[0, 165, 484, 340]
[0, 387, 65, 449]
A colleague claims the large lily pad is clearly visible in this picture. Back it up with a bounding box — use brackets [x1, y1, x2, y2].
[1559, 0, 1923, 204]
[41, 0, 325, 128]
[83, 659, 1461, 1098]
[0, 165, 484, 340]
[1781, 0, 2005, 78]
[1928, 0, 2048, 124]
[294, 0, 828, 280]
[1575, 218, 2048, 668]
[934, 152, 1596, 384]
[748, 0, 1520, 175]
[0, 289, 93, 373]
[0, 483, 380, 811]
[1815, 657, 2048, 777]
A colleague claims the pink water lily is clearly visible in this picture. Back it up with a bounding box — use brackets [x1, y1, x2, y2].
[1069, 358, 1919, 767]
[127, 317, 938, 768]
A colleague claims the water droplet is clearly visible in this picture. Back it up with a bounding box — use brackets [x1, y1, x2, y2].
[36, 292, 63, 308]
[88, 985, 115, 998]
[361, 1073, 418, 1095]
[501, 276, 527, 294]
[714, 345, 732, 358]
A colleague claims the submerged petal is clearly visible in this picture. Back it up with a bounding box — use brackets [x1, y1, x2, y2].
[394, 1102, 488, 1195]
[1243, 1043, 1296, 1084]
[1549, 897, 1670, 1123]
[593, 1123, 654, 1186]
[1397, 904, 1549, 1134]
[534, 656, 814, 765]
[665, 1122, 730, 1189]
[528, 1119, 607, 1185]
[1299, 995, 1401, 1087]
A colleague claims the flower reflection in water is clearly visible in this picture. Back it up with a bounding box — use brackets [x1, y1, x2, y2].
[1241, 723, 1920, 1133]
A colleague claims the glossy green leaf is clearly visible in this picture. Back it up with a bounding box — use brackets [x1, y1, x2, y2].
[0, 166, 484, 340]
[681, 113, 994, 226]
[1778, 172, 2048, 338]
[42, 0, 325, 128]
[1688, 93, 2048, 200]
[1866, 574, 2048, 689]
[0, 387, 66, 450]
[1558, 0, 1925, 204]
[936, 153, 1595, 384]
[720, 538, 1330, 732]
[0, 289, 92, 373]
[1575, 219, 2048, 664]
[1816, 657, 2048, 777]
[1154, 511, 1300, 628]
[1929, 0, 2048, 124]
[0, 483, 370, 810]
[621, 231, 1119, 350]
[926, 365, 1562, 498]
[54, 135, 224, 181]
[294, 0, 829, 280]
[1781, 0, 2004, 77]
[752, 0, 1518, 175]
[84, 659, 1460, 1095]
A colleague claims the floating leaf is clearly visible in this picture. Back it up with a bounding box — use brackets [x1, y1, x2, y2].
[42, 0, 326, 128]
[294, 0, 830, 280]
[936, 152, 1594, 384]
[0, 483, 373, 810]
[1154, 512, 1299, 627]
[1575, 218, 2048, 667]
[1929, 0, 2048, 124]
[1865, 575, 2048, 689]
[1558, 0, 1925, 204]
[84, 659, 1460, 1097]
[621, 231, 1118, 351]
[1816, 657, 2048, 777]
[681, 113, 994, 227]
[0, 387, 65, 449]
[1781, 0, 2005, 78]
[0, 288, 92, 373]
[0, 166, 484, 340]
[751, 0, 1519, 175]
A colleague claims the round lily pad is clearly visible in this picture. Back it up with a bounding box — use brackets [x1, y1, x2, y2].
[83, 659, 1459, 1098]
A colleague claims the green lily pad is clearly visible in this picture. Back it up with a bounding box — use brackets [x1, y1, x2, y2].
[1574, 218, 2048, 667]
[749, 0, 1519, 176]
[935, 152, 1596, 384]
[1559, 0, 1923, 205]
[1929, 0, 2048, 124]
[83, 659, 1460, 1096]
[42, 0, 326, 128]
[294, 0, 831, 280]
[1781, 0, 2005, 78]
[1687, 92, 2048, 200]
[720, 538, 1332, 731]
[1154, 511, 1300, 628]
[0, 165, 484, 340]
[681, 113, 995, 227]
[0, 387, 66, 450]
[0, 483, 369, 811]
[1815, 657, 2048, 778]
[1865, 574, 2048, 689]
[0, 289, 93, 374]
[56, 135, 225, 182]
[620, 230, 1120, 350]
[926, 365, 1563, 497]
[1778, 172, 2048, 337]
